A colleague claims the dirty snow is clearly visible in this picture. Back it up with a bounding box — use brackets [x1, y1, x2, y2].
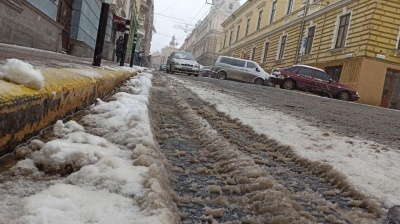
[0, 72, 177, 223]
[0, 59, 44, 89]
[171, 76, 400, 207]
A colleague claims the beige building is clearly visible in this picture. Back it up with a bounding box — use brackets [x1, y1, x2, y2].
[161, 36, 179, 64]
[221, 0, 400, 109]
[181, 0, 240, 66]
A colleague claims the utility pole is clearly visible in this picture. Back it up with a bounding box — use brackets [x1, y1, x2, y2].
[120, 20, 131, 66]
[129, 33, 138, 67]
[92, 3, 110, 66]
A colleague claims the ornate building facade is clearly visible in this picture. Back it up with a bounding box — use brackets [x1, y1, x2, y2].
[221, 0, 400, 109]
[180, 0, 240, 66]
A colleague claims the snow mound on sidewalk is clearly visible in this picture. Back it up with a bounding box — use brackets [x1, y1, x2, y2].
[17, 184, 152, 224]
[0, 59, 44, 89]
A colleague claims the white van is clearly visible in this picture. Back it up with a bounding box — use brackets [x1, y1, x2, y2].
[212, 56, 271, 85]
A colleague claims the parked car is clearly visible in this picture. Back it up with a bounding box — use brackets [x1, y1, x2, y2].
[159, 64, 167, 71]
[199, 66, 214, 77]
[166, 51, 200, 76]
[270, 65, 359, 101]
[212, 56, 271, 85]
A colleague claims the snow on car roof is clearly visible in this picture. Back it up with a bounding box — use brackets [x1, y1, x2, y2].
[293, 64, 326, 73]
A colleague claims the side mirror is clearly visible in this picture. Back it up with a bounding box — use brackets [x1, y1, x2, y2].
[256, 68, 260, 72]
[328, 79, 333, 83]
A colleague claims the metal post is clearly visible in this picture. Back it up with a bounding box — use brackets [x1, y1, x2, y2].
[129, 33, 138, 67]
[92, 3, 110, 67]
[120, 20, 131, 66]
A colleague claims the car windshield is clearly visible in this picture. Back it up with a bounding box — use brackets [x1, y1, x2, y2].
[174, 52, 194, 60]
[161, 64, 166, 68]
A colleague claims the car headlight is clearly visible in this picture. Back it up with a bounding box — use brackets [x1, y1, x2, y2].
[195, 64, 200, 68]
[173, 61, 180, 65]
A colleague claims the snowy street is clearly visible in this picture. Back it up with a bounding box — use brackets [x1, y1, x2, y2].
[0, 68, 399, 223]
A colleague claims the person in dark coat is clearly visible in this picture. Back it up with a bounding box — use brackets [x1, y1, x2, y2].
[116, 36, 124, 63]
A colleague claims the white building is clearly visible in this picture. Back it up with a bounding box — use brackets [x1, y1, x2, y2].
[180, 0, 240, 66]
[150, 51, 161, 69]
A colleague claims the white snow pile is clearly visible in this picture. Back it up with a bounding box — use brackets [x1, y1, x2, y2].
[0, 58, 45, 89]
[170, 75, 400, 208]
[0, 72, 178, 223]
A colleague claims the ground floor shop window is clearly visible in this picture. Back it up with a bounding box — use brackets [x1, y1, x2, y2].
[325, 65, 342, 82]
[381, 69, 400, 110]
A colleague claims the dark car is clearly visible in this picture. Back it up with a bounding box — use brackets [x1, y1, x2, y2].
[199, 66, 214, 77]
[159, 64, 167, 71]
[270, 65, 359, 101]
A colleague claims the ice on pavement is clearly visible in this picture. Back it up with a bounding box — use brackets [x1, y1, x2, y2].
[0, 58, 44, 89]
[0, 72, 178, 223]
[172, 76, 400, 207]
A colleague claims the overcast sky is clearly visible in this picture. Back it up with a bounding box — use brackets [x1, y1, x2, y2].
[150, 0, 247, 54]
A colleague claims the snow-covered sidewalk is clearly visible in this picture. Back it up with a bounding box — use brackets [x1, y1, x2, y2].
[0, 72, 178, 223]
[171, 76, 400, 208]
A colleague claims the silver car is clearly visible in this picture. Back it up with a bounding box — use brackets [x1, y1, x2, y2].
[213, 55, 271, 85]
[166, 51, 200, 76]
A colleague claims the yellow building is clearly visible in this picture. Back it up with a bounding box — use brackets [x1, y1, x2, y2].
[221, 0, 400, 109]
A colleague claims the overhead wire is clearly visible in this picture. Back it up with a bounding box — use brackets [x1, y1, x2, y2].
[156, 0, 180, 13]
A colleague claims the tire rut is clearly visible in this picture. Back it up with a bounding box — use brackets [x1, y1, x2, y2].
[150, 74, 383, 223]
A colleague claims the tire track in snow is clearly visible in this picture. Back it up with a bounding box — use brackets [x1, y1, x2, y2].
[150, 74, 383, 223]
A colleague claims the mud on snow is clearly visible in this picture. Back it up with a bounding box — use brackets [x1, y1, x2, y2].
[149, 73, 389, 224]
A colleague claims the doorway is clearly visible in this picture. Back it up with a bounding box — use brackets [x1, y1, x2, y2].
[381, 69, 400, 110]
[57, 0, 74, 53]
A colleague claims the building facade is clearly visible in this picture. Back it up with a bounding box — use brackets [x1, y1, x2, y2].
[181, 0, 240, 66]
[161, 36, 179, 64]
[0, 0, 150, 62]
[0, 0, 63, 52]
[221, 0, 400, 109]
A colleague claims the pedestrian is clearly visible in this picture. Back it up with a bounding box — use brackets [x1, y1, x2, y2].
[138, 51, 143, 66]
[116, 36, 124, 63]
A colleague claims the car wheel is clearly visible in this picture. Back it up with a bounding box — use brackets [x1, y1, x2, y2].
[254, 78, 264, 85]
[217, 71, 227, 80]
[338, 91, 351, 101]
[170, 65, 174, 74]
[194, 74, 199, 77]
[282, 79, 295, 90]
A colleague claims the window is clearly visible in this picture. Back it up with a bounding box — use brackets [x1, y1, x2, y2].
[220, 57, 231, 64]
[314, 70, 331, 81]
[223, 35, 227, 48]
[335, 14, 351, 48]
[257, 10, 263, 30]
[284, 66, 298, 72]
[278, 35, 287, 59]
[245, 18, 250, 36]
[297, 68, 313, 77]
[270, 1, 277, 24]
[231, 58, 246, 67]
[229, 3, 233, 10]
[236, 25, 240, 41]
[229, 30, 234, 45]
[397, 37, 400, 49]
[246, 62, 257, 69]
[263, 42, 270, 62]
[287, 0, 294, 15]
[325, 65, 343, 82]
[305, 26, 315, 54]
[251, 47, 256, 60]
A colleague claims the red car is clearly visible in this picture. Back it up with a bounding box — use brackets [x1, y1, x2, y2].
[270, 65, 359, 101]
